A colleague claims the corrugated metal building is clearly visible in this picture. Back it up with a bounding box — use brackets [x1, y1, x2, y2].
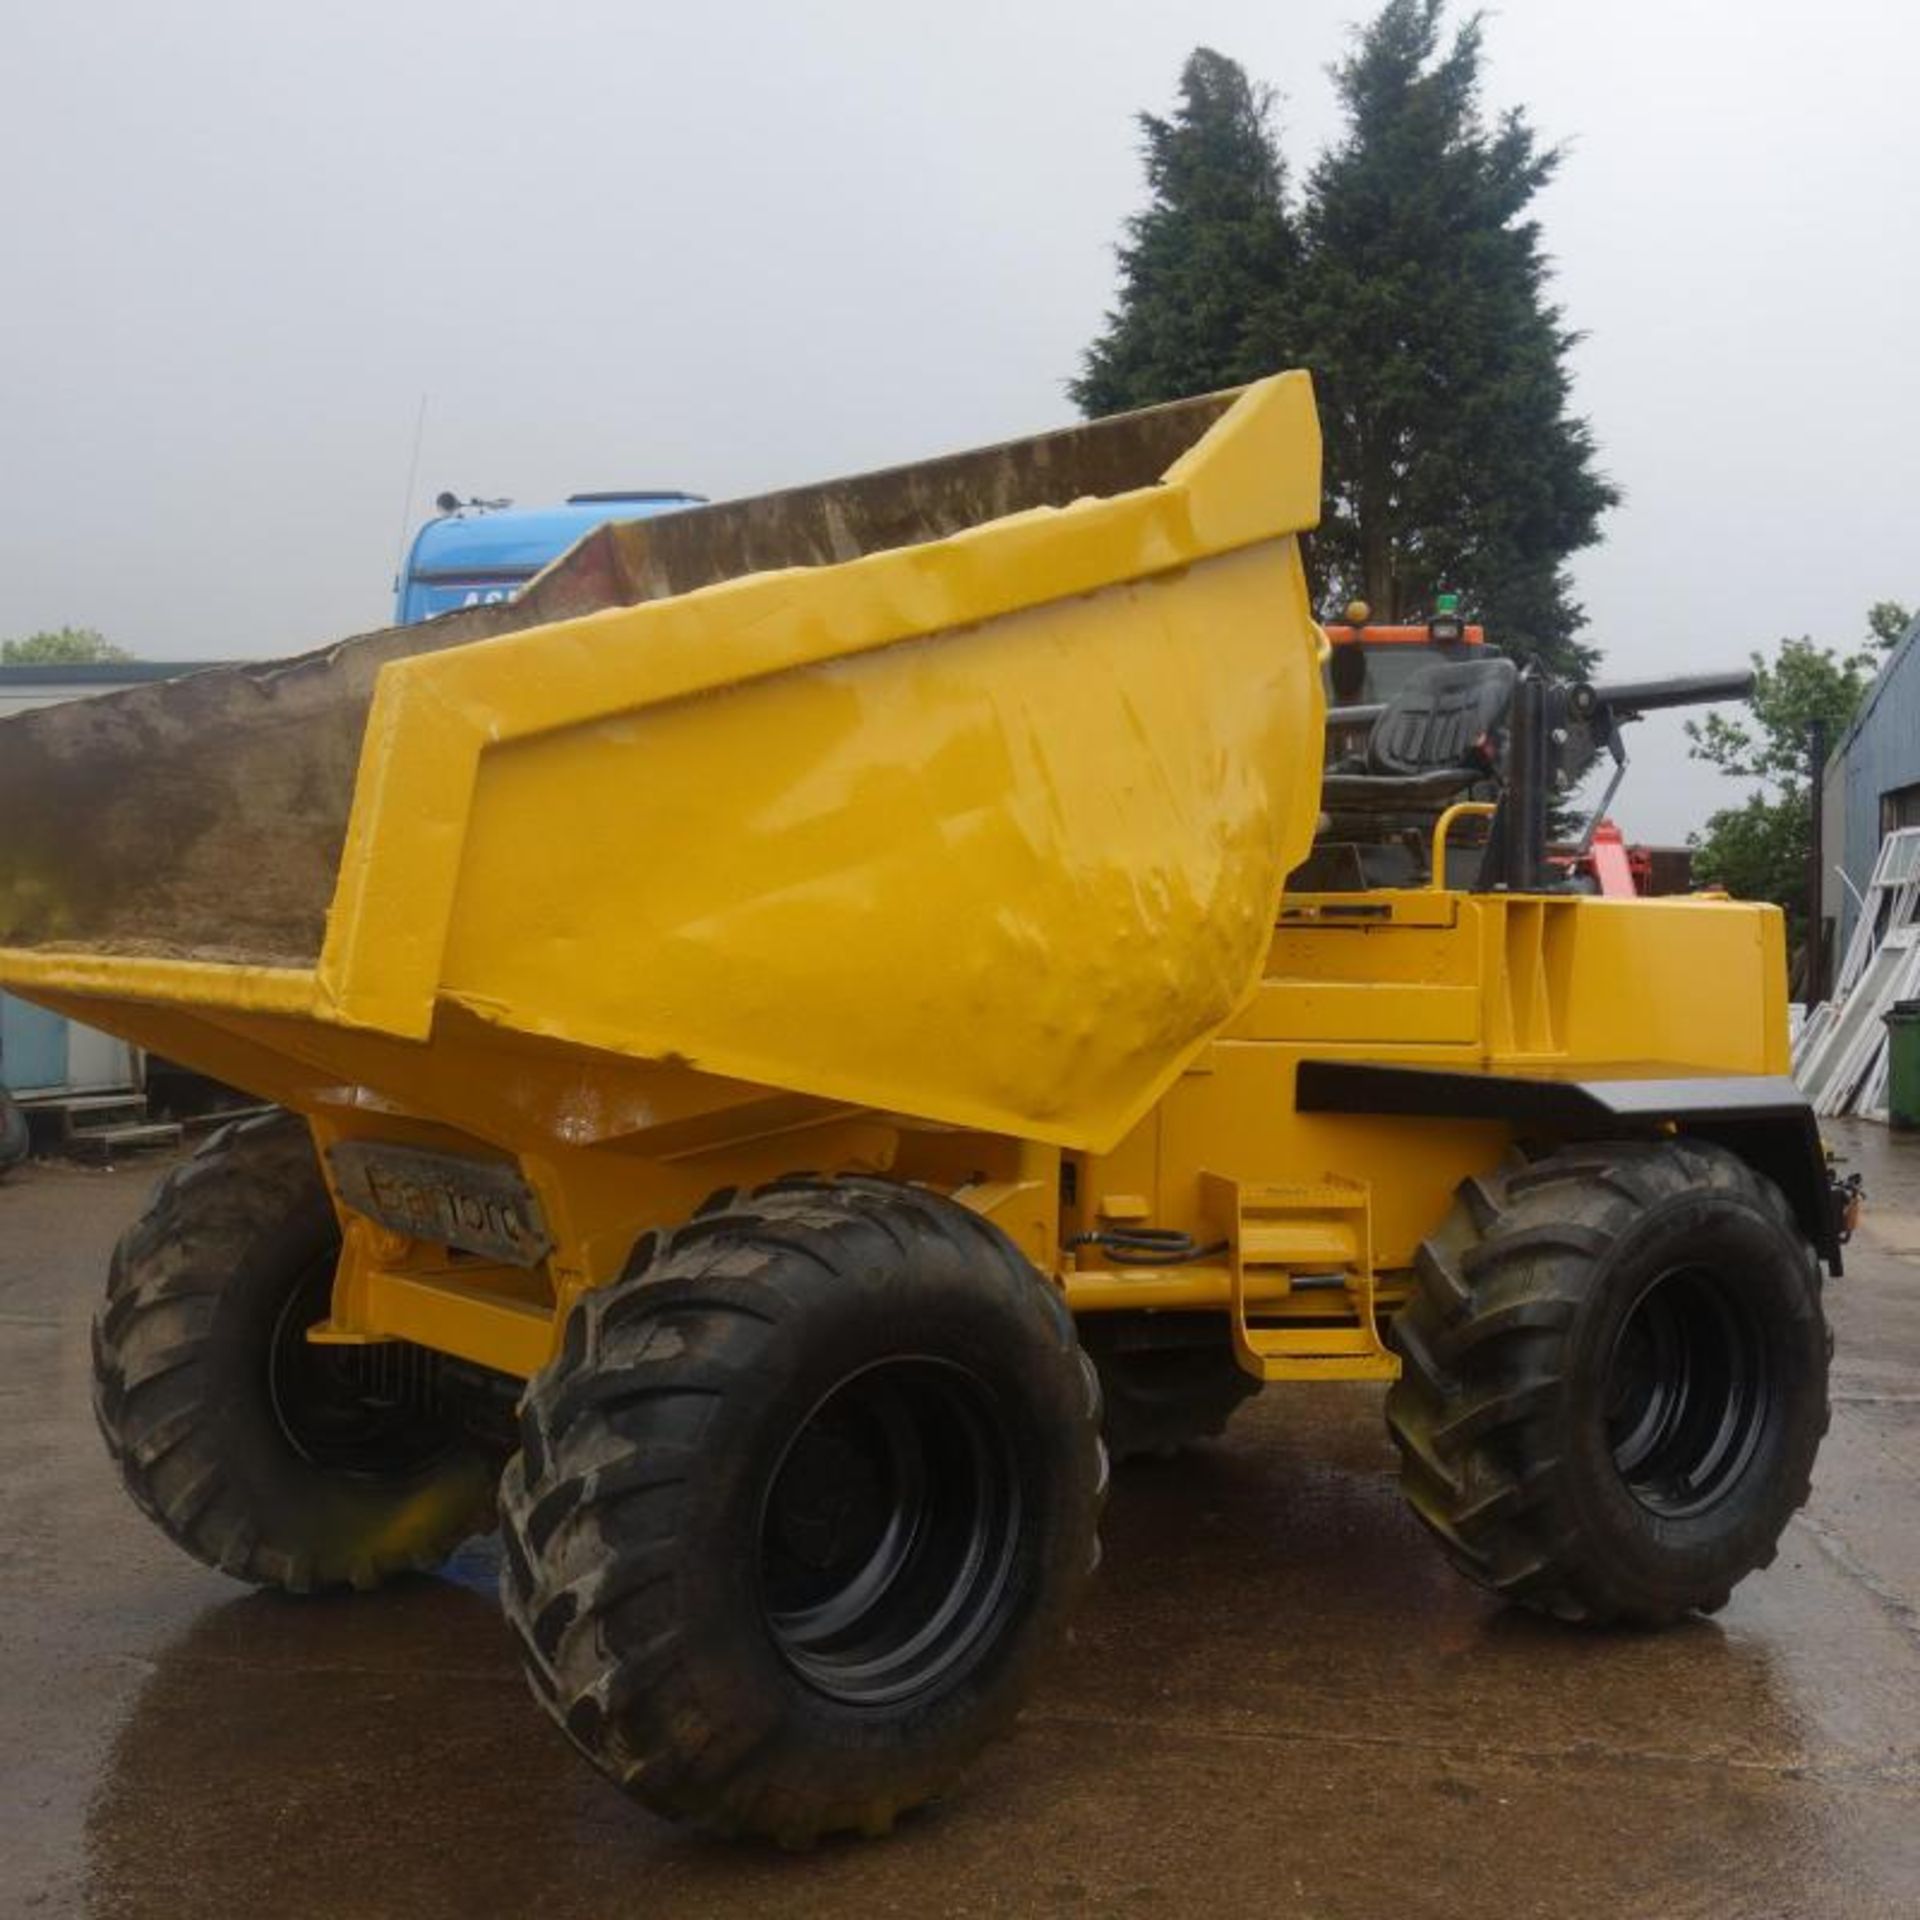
[1821, 611, 1920, 963]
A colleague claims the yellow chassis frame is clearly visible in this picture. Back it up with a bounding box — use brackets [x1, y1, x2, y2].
[19, 880, 1793, 1387]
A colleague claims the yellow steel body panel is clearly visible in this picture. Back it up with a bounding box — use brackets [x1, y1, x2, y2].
[435, 535, 1319, 1149]
[312, 368, 1325, 1157]
[0, 951, 323, 1019]
[1104, 888, 1790, 1267]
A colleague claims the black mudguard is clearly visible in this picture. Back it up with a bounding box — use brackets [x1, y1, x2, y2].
[1295, 1061, 1845, 1274]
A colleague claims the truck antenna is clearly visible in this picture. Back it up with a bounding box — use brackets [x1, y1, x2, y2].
[389, 393, 430, 592]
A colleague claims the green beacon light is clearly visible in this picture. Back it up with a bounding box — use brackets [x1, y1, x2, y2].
[1429, 592, 1464, 646]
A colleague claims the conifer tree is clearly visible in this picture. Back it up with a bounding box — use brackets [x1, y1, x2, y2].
[1285, 1, 1615, 675]
[1071, 48, 1297, 414]
[1077, 5, 1617, 678]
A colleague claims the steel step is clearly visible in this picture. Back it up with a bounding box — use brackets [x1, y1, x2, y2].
[21, 1093, 148, 1143]
[60, 1121, 184, 1164]
[1201, 1171, 1401, 1384]
[23, 1092, 143, 1117]
[65, 1102, 149, 1133]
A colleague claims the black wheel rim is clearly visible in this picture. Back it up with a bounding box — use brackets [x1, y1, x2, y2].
[266, 1255, 452, 1477]
[759, 1359, 1022, 1706]
[1604, 1264, 1772, 1518]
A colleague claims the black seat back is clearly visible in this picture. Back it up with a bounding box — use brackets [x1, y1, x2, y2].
[1367, 657, 1517, 777]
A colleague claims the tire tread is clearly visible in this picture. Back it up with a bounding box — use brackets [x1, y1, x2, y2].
[1385, 1139, 1830, 1627]
[499, 1175, 1106, 1844]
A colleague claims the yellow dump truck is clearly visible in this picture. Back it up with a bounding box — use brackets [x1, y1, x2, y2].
[0, 373, 1839, 1844]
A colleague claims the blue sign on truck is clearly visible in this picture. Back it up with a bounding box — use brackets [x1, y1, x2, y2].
[395, 490, 706, 625]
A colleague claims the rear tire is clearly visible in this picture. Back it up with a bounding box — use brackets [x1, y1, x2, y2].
[92, 1112, 497, 1593]
[1385, 1139, 1830, 1626]
[1080, 1312, 1261, 1461]
[499, 1177, 1106, 1845]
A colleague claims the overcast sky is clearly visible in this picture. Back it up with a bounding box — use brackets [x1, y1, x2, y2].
[3, 0, 1915, 839]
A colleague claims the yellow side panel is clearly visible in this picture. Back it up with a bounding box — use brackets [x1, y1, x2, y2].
[1229, 982, 1479, 1044]
[1546, 896, 1791, 1072]
[1157, 1046, 1510, 1272]
[438, 539, 1323, 1152]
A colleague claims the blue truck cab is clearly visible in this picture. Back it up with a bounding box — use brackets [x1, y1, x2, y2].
[395, 490, 706, 625]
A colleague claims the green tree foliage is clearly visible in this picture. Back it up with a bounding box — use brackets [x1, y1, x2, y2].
[1687, 637, 1875, 790]
[1074, 2, 1617, 679]
[1071, 48, 1297, 414]
[1284, 2, 1616, 678]
[1685, 795, 1808, 932]
[1868, 600, 1914, 649]
[0, 626, 132, 665]
[1687, 621, 1887, 954]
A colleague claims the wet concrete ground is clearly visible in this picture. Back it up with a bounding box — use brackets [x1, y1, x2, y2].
[3, 1123, 1916, 1919]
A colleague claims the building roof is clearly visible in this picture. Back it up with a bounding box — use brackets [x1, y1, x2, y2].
[0, 662, 226, 686]
[1834, 610, 1920, 761]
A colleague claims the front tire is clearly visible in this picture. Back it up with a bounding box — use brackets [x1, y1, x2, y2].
[1386, 1139, 1830, 1626]
[499, 1177, 1106, 1845]
[92, 1113, 497, 1593]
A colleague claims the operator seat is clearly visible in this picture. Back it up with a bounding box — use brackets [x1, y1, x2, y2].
[1320, 656, 1517, 809]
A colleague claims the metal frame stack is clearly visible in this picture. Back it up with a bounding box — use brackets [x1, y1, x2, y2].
[1794, 827, 1920, 1117]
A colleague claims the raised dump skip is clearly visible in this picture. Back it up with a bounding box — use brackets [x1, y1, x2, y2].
[0, 391, 1240, 966]
[0, 373, 1326, 1150]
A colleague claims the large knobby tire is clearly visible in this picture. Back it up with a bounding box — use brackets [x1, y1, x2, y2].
[93, 1112, 497, 1593]
[1080, 1312, 1261, 1462]
[1386, 1139, 1830, 1626]
[499, 1176, 1106, 1846]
